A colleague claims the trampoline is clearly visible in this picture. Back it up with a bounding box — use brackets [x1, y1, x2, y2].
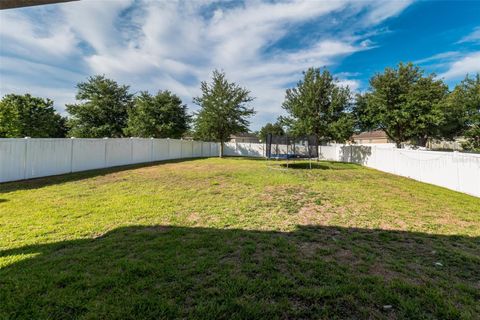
[265, 134, 319, 169]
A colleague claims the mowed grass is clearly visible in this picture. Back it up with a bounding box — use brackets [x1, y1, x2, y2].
[0, 157, 479, 319]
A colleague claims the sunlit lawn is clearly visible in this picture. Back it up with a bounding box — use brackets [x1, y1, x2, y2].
[0, 157, 479, 319]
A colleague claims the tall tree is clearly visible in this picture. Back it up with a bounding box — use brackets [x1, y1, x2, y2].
[405, 76, 449, 146]
[66, 75, 133, 138]
[258, 121, 285, 141]
[125, 91, 190, 138]
[193, 70, 255, 157]
[0, 94, 66, 138]
[443, 74, 480, 151]
[282, 68, 354, 143]
[355, 63, 447, 148]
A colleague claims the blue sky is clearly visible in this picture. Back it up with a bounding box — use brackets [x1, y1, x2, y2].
[0, 0, 479, 130]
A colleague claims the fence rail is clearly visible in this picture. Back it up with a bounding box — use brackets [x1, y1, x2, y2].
[0, 138, 219, 183]
[223, 142, 480, 197]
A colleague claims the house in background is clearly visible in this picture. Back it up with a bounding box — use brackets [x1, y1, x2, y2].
[351, 130, 392, 144]
[230, 133, 260, 143]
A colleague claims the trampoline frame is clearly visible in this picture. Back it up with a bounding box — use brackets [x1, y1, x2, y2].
[265, 134, 319, 169]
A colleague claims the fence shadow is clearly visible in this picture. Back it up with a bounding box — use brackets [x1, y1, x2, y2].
[280, 161, 362, 170]
[0, 158, 208, 194]
[1, 225, 478, 319]
[340, 145, 372, 164]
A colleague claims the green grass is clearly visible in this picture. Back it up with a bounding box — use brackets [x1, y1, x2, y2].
[1, 157, 479, 319]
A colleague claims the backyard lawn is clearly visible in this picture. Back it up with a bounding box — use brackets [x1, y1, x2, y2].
[0, 157, 479, 319]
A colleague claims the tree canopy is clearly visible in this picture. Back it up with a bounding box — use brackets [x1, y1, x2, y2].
[354, 63, 448, 147]
[66, 75, 134, 138]
[0, 94, 66, 138]
[193, 70, 255, 156]
[125, 91, 190, 138]
[258, 122, 285, 141]
[282, 68, 354, 143]
[443, 74, 480, 151]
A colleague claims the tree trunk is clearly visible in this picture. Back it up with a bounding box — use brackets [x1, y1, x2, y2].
[395, 141, 402, 148]
[417, 136, 428, 148]
[219, 141, 224, 158]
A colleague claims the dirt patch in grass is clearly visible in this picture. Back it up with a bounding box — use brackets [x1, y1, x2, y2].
[297, 203, 334, 225]
[187, 212, 201, 225]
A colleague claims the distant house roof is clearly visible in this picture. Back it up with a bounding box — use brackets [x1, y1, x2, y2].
[352, 130, 388, 140]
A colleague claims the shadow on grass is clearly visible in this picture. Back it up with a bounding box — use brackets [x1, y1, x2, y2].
[280, 161, 362, 170]
[223, 156, 267, 161]
[1, 225, 478, 319]
[0, 157, 208, 194]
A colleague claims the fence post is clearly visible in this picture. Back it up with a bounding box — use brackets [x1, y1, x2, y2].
[150, 137, 154, 162]
[453, 151, 460, 191]
[23, 137, 30, 180]
[70, 137, 75, 173]
[167, 138, 170, 159]
[130, 137, 134, 164]
[103, 137, 108, 168]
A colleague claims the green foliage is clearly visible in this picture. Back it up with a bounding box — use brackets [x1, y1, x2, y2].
[282, 68, 354, 143]
[355, 63, 448, 147]
[443, 74, 480, 151]
[66, 75, 134, 138]
[406, 76, 449, 146]
[258, 121, 285, 141]
[0, 94, 66, 138]
[193, 70, 255, 155]
[125, 91, 190, 138]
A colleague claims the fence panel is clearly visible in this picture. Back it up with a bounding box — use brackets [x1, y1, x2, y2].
[25, 139, 72, 179]
[0, 138, 219, 183]
[202, 142, 210, 157]
[72, 139, 106, 172]
[152, 139, 169, 161]
[0, 138, 26, 182]
[210, 142, 219, 157]
[180, 140, 192, 158]
[132, 138, 152, 164]
[105, 139, 132, 167]
[167, 139, 181, 159]
[193, 141, 203, 157]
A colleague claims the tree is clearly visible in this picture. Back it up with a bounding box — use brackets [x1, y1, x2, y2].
[193, 70, 255, 157]
[405, 76, 448, 146]
[443, 74, 480, 151]
[355, 63, 447, 148]
[258, 121, 285, 141]
[66, 75, 133, 138]
[281, 67, 354, 144]
[0, 94, 67, 138]
[125, 91, 190, 138]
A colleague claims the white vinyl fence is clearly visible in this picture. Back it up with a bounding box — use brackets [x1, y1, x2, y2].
[0, 138, 219, 183]
[223, 142, 480, 197]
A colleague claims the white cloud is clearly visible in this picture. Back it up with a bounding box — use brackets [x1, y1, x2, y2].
[337, 79, 361, 92]
[458, 26, 480, 43]
[414, 51, 460, 65]
[439, 52, 480, 80]
[0, 10, 77, 59]
[0, 0, 414, 129]
[357, 0, 414, 26]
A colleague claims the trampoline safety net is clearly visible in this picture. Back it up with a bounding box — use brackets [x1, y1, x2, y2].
[265, 134, 319, 159]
